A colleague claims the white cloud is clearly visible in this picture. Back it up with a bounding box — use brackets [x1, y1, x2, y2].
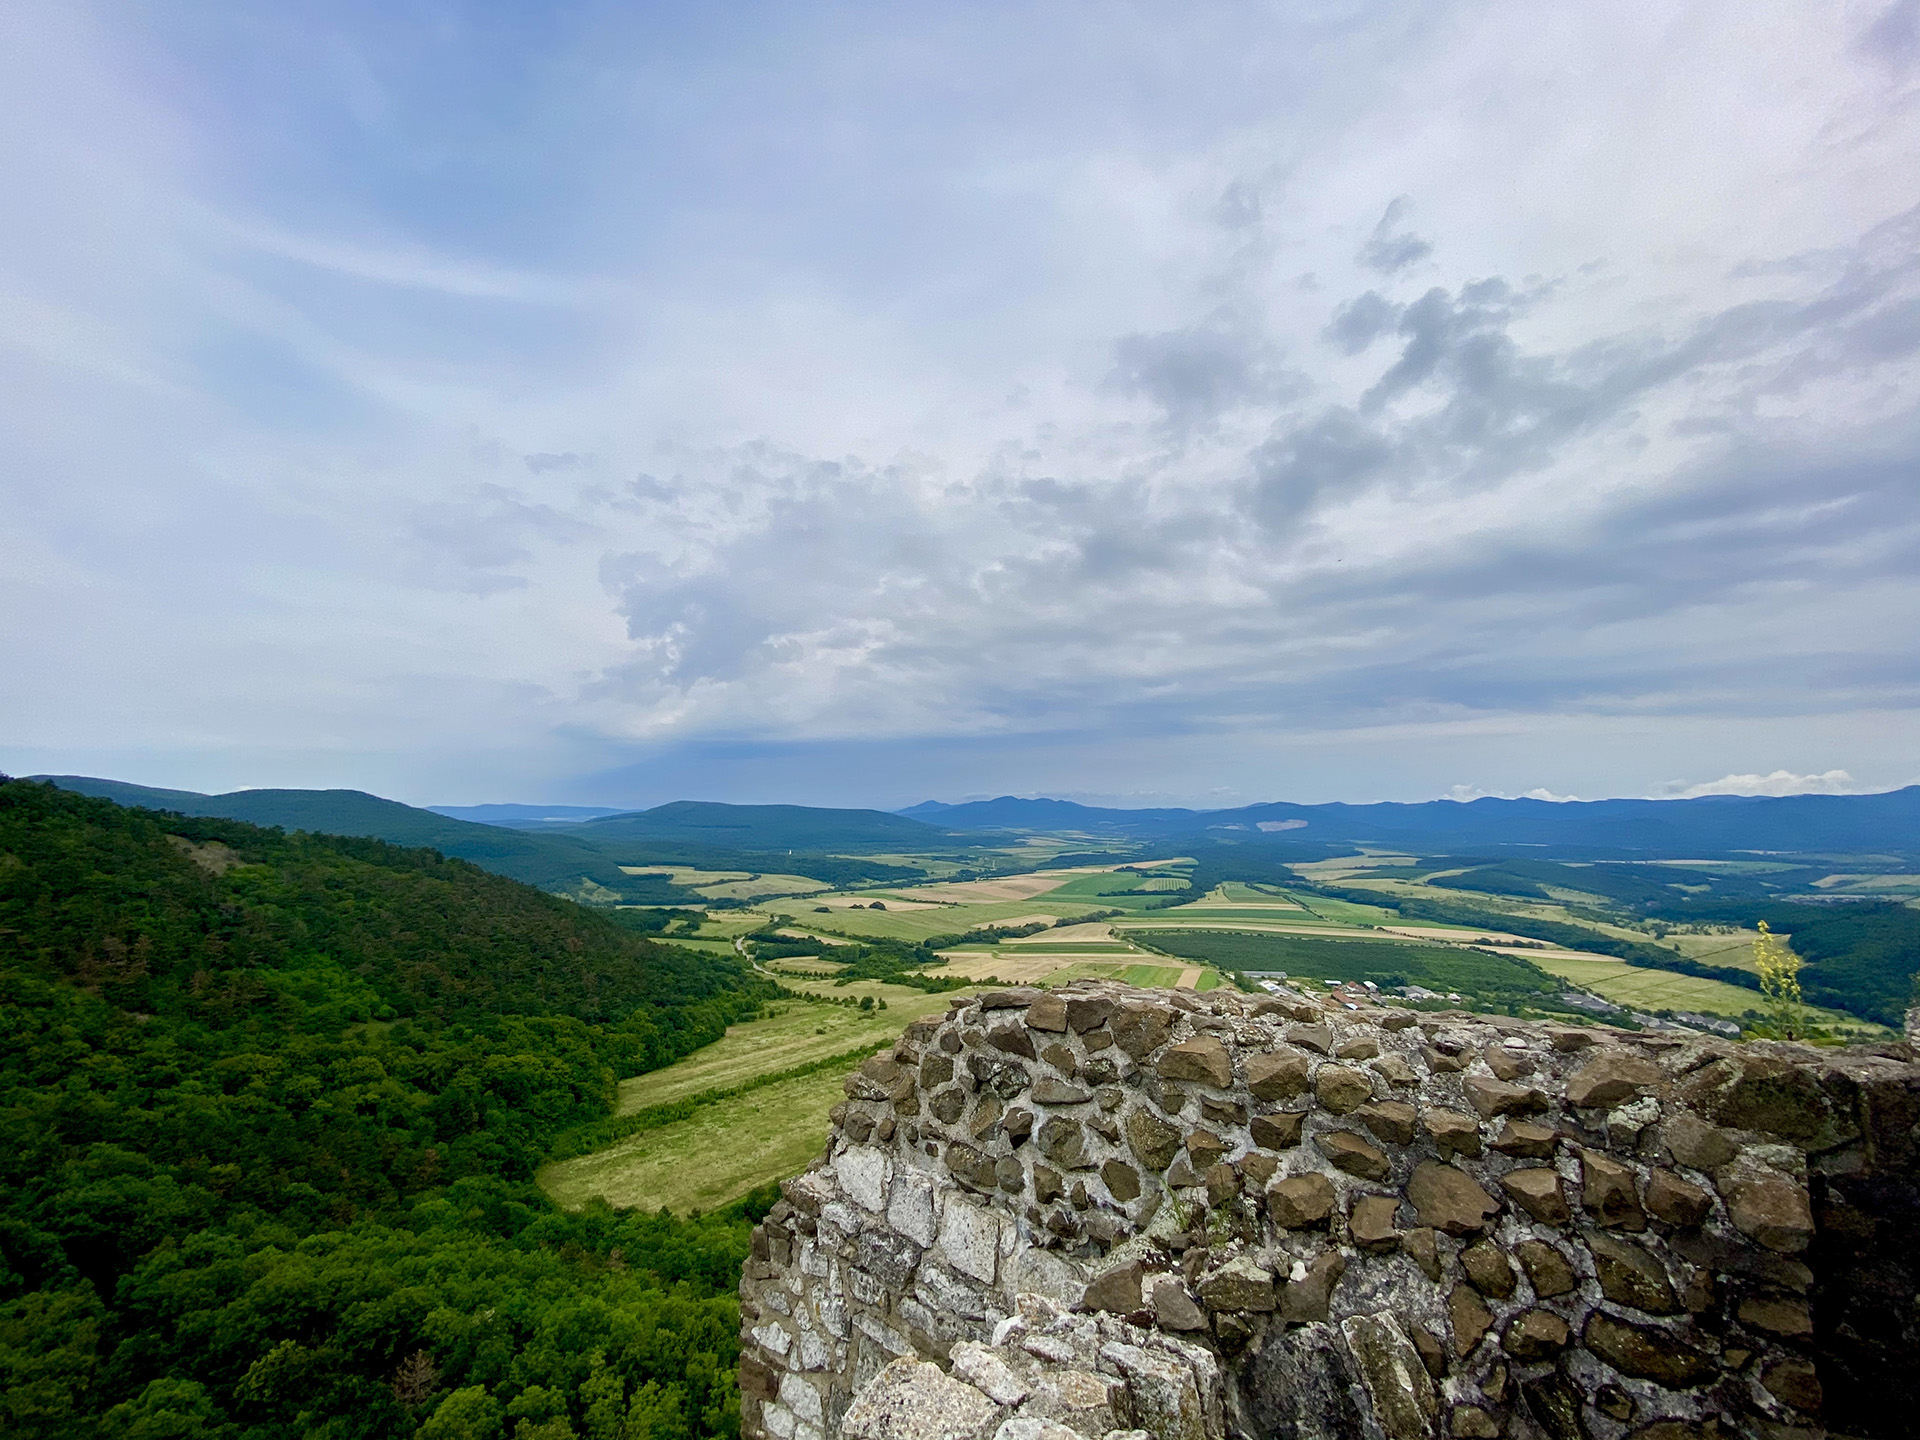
[1660, 769, 1865, 798]
[1446, 786, 1583, 803]
[1, 0, 1917, 805]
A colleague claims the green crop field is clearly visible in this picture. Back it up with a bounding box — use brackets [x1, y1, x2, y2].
[997, 939, 1136, 953]
[793, 895, 1115, 940]
[1111, 887, 1399, 928]
[1666, 932, 1763, 972]
[693, 873, 834, 899]
[649, 936, 738, 956]
[765, 956, 847, 974]
[1112, 914, 1377, 936]
[1132, 929, 1563, 1006]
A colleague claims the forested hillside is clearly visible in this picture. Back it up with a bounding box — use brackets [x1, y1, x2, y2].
[0, 778, 773, 1440]
[35, 776, 685, 906]
[36, 779, 945, 900]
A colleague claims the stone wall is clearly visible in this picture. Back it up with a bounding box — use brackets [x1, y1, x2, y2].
[737, 981, 1918, 1440]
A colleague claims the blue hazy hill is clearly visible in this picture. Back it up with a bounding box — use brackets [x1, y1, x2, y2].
[902, 788, 1920, 856]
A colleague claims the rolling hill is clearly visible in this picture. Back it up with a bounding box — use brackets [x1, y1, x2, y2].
[32, 781, 975, 898]
[429, 802, 630, 828]
[555, 799, 965, 853]
[905, 788, 1920, 857]
[0, 775, 765, 1440]
[33, 776, 681, 902]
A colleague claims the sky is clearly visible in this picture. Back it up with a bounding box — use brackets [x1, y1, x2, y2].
[3, 0, 1918, 811]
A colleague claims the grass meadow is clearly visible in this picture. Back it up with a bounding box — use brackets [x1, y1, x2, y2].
[614, 987, 953, 1112]
[539, 1067, 850, 1215]
[1523, 956, 1760, 1015]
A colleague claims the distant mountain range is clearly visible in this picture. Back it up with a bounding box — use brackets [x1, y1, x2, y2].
[26, 776, 1920, 907]
[901, 789, 1920, 857]
[557, 800, 959, 853]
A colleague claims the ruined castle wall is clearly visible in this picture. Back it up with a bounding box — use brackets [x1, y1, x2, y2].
[738, 982, 1919, 1440]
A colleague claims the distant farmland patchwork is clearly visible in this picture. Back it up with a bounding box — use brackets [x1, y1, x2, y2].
[544, 838, 1908, 1216]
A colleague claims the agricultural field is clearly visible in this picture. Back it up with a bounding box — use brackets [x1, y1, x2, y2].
[541, 871, 1258, 1215]
[1182, 882, 1306, 909]
[630, 908, 769, 956]
[540, 846, 1902, 1220]
[540, 1066, 852, 1215]
[540, 978, 958, 1214]
[1002, 920, 1132, 946]
[616, 985, 954, 1111]
[1131, 928, 1571, 1013]
[620, 864, 831, 900]
[1106, 884, 1398, 939]
[785, 894, 1117, 941]
[1523, 953, 1889, 1041]
[1811, 872, 1920, 898]
[937, 952, 1202, 990]
[1523, 955, 1760, 1017]
[1664, 930, 1765, 972]
[762, 956, 848, 977]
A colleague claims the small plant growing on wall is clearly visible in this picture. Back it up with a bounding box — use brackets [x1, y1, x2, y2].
[1755, 920, 1805, 1040]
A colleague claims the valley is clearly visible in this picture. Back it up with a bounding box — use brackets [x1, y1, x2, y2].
[535, 837, 1909, 1218]
[5, 772, 1915, 1440]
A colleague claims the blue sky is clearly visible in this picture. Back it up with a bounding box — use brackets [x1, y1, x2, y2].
[3, 0, 1918, 809]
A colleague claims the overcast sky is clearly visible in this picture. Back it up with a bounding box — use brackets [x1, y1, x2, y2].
[3, 1, 1918, 809]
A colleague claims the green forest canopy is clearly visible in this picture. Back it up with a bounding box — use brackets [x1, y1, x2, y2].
[0, 777, 776, 1440]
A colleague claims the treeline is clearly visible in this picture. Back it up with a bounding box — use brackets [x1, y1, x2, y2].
[919, 912, 1124, 949]
[741, 925, 967, 993]
[818, 939, 971, 992]
[0, 778, 775, 1440]
[606, 847, 926, 893]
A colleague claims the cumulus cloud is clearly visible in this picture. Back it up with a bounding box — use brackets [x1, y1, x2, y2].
[1660, 770, 1866, 798]
[1446, 786, 1583, 803]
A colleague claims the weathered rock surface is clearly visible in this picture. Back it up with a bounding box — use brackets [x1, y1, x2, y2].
[839, 1359, 999, 1440]
[1156, 1037, 1232, 1088]
[741, 979, 1920, 1440]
